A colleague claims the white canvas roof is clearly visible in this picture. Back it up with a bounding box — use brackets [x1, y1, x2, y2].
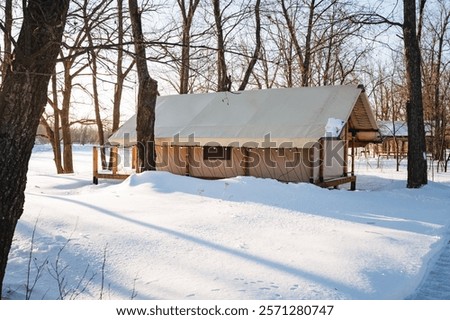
[109, 85, 378, 148]
[378, 121, 409, 137]
[377, 120, 433, 138]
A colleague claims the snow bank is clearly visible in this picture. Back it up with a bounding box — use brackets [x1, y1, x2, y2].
[3, 146, 450, 300]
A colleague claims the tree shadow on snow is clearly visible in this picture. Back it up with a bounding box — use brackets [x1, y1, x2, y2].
[25, 193, 365, 299]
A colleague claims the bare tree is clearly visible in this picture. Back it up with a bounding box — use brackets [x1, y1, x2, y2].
[178, 0, 201, 94]
[42, 71, 64, 174]
[129, 0, 158, 171]
[348, 0, 428, 188]
[403, 0, 428, 188]
[83, 0, 115, 169]
[0, 0, 69, 297]
[238, 0, 261, 91]
[280, 0, 315, 87]
[212, 0, 232, 91]
[1, 0, 12, 82]
[109, 0, 135, 169]
[421, 0, 450, 163]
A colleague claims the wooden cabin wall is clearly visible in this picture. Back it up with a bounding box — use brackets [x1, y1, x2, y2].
[188, 147, 244, 178]
[154, 145, 314, 182]
[155, 145, 188, 175]
[248, 148, 311, 182]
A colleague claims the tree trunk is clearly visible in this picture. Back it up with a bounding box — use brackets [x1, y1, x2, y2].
[40, 116, 64, 174]
[280, 0, 308, 87]
[403, 0, 428, 188]
[129, 0, 158, 171]
[178, 0, 200, 94]
[1, 0, 12, 80]
[90, 49, 107, 168]
[238, 0, 261, 91]
[109, 0, 135, 170]
[43, 70, 65, 174]
[51, 71, 64, 174]
[61, 61, 74, 173]
[212, 0, 231, 92]
[0, 0, 69, 298]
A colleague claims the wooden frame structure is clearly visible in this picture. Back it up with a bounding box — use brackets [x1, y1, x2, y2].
[93, 140, 357, 190]
[98, 87, 379, 189]
[92, 146, 139, 184]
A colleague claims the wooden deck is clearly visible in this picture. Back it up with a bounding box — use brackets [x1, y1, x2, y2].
[92, 146, 136, 185]
[316, 175, 356, 190]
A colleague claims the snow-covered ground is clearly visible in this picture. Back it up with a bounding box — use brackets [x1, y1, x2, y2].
[3, 145, 450, 300]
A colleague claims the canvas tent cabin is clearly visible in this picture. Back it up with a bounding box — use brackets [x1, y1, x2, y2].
[104, 85, 379, 189]
[374, 121, 409, 158]
[373, 121, 440, 159]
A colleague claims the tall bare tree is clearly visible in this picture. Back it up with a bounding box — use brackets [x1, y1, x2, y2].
[178, 0, 201, 94]
[348, 0, 428, 187]
[129, 0, 158, 171]
[212, 0, 231, 91]
[1, 0, 12, 82]
[0, 0, 69, 297]
[238, 0, 261, 91]
[41, 70, 64, 173]
[280, 0, 315, 87]
[421, 0, 450, 162]
[83, 0, 115, 169]
[403, 0, 428, 188]
[109, 0, 135, 169]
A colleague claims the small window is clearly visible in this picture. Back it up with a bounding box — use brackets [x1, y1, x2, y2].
[203, 146, 232, 160]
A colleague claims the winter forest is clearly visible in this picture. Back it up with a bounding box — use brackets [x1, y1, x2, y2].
[1, 0, 449, 172]
[1, 0, 450, 302]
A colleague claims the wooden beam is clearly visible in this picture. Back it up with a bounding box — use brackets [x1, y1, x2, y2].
[132, 145, 136, 169]
[95, 173, 130, 180]
[319, 138, 324, 182]
[242, 147, 250, 176]
[351, 133, 356, 191]
[316, 176, 356, 189]
[112, 146, 118, 175]
[343, 124, 348, 176]
[93, 146, 99, 185]
[133, 145, 140, 173]
[185, 146, 190, 176]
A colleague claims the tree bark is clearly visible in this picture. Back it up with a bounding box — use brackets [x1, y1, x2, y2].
[178, 0, 200, 94]
[85, 16, 106, 168]
[1, 0, 13, 80]
[51, 71, 64, 174]
[129, 0, 158, 171]
[212, 0, 231, 92]
[109, 0, 135, 169]
[403, 0, 428, 188]
[280, 0, 311, 87]
[0, 0, 69, 298]
[61, 60, 75, 173]
[238, 0, 261, 91]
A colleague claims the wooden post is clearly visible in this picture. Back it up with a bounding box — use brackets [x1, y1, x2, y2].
[242, 147, 250, 176]
[112, 146, 118, 175]
[319, 138, 324, 182]
[93, 146, 99, 185]
[133, 145, 140, 173]
[185, 146, 190, 176]
[343, 124, 348, 176]
[351, 132, 356, 191]
[131, 145, 136, 169]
